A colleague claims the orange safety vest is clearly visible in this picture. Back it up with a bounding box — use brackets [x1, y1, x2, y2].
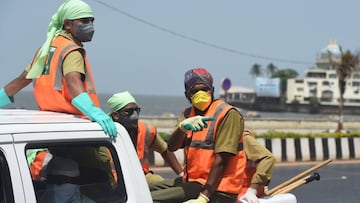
[137, 121, 157, 174]
[184, 100, 246, 194]
[32, 35, 100, 115]
[238, 129, 266, 198]
[29, 150, 52, 180]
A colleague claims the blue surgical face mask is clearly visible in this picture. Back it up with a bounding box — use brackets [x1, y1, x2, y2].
[72, 22, 95, 42]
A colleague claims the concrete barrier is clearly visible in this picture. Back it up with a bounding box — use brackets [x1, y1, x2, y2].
[152, 137, 360, 166]
[141, 116, 360, 134]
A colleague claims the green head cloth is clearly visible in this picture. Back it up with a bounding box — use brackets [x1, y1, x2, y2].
[107, 91, 137, 114]
[26, 0, 94, 79]
[26, 148, 47, 165]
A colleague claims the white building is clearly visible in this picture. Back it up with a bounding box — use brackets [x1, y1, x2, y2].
[286, 40, 360, 106]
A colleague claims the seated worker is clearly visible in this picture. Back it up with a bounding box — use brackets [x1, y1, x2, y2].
[107, 91, 183, 184]
[49, 146, 117, 189]
[28, 148, 117, 185]
[237, 129, 276, 203]
[39, 156, 95, 203]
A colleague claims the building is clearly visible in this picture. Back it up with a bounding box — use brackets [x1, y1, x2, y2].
[218, 86, 256, 109]
[286, 40, 360, 109]
[218, 40, 360, 114]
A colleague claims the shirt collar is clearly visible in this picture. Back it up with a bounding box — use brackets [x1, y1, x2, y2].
[59, 30, 83, 47]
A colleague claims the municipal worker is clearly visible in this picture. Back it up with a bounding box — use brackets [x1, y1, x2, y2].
[150, 67, 246, 203]
[107, 91, 183, 185]
[237, 129, 276, 203]
[39, 156, 95, 203]
[0, 0, 117, 137]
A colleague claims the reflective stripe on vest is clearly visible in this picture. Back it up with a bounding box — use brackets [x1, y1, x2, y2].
[137, 121, 156, 174]
[189, 102, 243, 151]
[53, 44, 95, 93]
[143, 123, 152, 163]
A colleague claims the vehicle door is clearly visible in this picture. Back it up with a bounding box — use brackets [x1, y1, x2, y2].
[0, 134, 25, 202]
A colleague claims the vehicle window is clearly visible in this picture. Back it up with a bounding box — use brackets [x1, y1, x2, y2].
[26, 142, 127, 203]
[0, 150, 15, 203]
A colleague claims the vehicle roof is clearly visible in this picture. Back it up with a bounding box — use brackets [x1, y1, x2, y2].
[0, 109, 104, 135]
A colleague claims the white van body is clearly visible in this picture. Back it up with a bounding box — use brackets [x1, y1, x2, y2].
[0, 109, 152, 203]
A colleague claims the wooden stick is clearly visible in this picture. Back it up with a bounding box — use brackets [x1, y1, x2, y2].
[273, 173, 320, 195]
[265, 159, 332, 196]
[272, 175, 310, 196]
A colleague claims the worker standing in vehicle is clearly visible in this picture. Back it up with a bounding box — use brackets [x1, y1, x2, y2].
[107, 91, 183, 185]
[0, 0, 116, 137]
[0, 0, 118, 190]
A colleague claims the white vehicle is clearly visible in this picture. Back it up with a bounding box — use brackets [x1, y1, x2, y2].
[0, 109, 152, 202]
[0, 108, 297, 203]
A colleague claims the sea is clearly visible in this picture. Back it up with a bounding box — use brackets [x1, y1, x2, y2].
[5, 91, 189, 117]
[5, 91, 360, 121]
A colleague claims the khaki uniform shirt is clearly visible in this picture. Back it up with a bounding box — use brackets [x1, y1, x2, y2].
[243, 131, 276, 185]
[151, 134, 168, 154]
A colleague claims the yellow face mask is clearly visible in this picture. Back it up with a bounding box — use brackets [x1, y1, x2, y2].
[191, 90, 212, 111]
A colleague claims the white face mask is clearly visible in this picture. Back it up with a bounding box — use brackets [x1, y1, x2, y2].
[48, 183, 79, 203]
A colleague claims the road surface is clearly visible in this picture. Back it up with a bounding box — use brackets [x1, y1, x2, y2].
[152, 160, 360, 203]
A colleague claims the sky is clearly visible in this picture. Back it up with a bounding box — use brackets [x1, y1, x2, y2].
[2, 0, 360, 97]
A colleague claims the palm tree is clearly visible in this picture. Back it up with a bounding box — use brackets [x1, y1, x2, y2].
[249, 63, 262, 77]
[266, 63, 278, 78]
[272, 69, 299, 97]
[328, 48, 360, 132]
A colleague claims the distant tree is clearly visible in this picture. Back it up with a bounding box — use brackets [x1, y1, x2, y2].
[249, 63, 262, 77]
[266, 63, 278, 78]
[328, 48, 360, 132]
[309, 97, 320, 114]
[272, 68, 299, 96]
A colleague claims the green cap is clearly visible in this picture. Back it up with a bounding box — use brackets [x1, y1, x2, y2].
[107, 91, 137, 114]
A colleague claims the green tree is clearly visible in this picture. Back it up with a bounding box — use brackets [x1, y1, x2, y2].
[272, 68, 299, 96]
[328, 48, 360, 132]
[266, 63, 278, 78]
[249, 63, 262, 77]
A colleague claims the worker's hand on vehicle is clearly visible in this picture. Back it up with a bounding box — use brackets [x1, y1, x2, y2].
[89, 108, 118, 138]
[0, 88, 12, 108]
[179, 116, 214, 132]
[237, 188, 259, 203]
[72, 92, 118, 138]
[183, 192, 209, 203]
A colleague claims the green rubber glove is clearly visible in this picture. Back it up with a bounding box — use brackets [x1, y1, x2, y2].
[72, 92, 117, 138]
[179, 116, 214, 132]
[183, 193, 209, 203]
[0, 88, 12, 108]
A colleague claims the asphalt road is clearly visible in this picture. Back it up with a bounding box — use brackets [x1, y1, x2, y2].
[152, 161, 360, 203]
